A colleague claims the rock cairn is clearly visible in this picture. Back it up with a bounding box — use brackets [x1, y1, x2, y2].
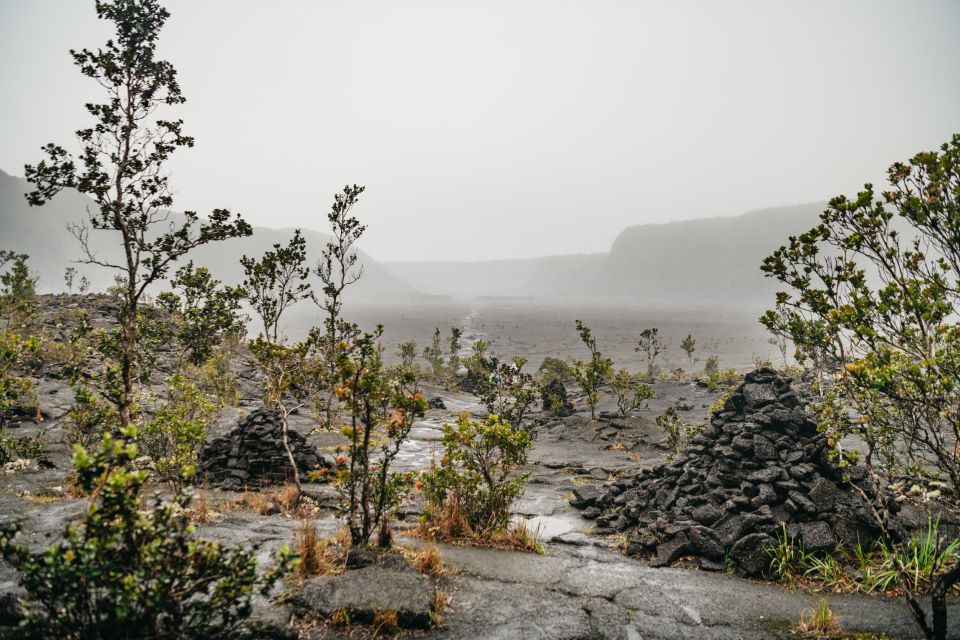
[571, 368, 885, 576]
[200, 408, 330, 491]
[541, 378, 574, 417]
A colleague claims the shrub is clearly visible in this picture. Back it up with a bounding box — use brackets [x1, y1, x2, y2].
[139, 374, 218, 490]
[609, 369, 655, 417]
[158, 261, 246, 367]
[0, 429, 47, 467]
[333, 330, 428, 546]
[0, 427, 294, 639]
[396, 341, 418, 370]
[469, 352, 538, 430]
[655, 407, 699, 458]
[421, 413, 531, 540]
[635, 327, 663, 380]
[64, 385, 117, 448]
[573, 320, 613, 420]
[422, 328, 446, 379]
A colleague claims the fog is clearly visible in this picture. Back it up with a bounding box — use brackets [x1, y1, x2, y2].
[1, 0, 958, 263]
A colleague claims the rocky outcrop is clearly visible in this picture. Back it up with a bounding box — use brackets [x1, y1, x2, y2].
[573, 368, 890, 576]
[199, 408, 330, 491]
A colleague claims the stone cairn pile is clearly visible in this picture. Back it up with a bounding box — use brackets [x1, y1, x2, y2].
[571, 368, 886, 576]
[200, 408, 331, 491]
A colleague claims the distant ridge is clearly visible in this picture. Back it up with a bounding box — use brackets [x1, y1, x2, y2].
[387, 202, 826, 301]
[1, 167, 826, 303]
[0, 168, 415, 298]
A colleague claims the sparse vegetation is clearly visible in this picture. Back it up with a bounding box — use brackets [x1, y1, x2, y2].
[421, 413, 531, 543]
[635, 327, 663, 380]
[609, 368, 655, 417]
[573, 320, 613, 420]
[0, 427, 295, 639]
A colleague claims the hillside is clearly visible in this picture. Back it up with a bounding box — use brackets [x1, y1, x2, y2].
[0, 169, 415, 299]
[388, 203, 826, 302]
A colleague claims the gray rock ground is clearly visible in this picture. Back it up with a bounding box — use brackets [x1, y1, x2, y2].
[1, 307, 956, 639]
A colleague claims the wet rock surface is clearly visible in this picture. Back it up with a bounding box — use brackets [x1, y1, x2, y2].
[199, 408, 331, 491]
[575, 368, 887, 576]
[2, 299, 958, 638]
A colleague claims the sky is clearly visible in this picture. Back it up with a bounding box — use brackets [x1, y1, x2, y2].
[1, 0, 958, 262]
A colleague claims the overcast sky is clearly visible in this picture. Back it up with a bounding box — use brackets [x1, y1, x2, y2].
[1, 1, 957, 262]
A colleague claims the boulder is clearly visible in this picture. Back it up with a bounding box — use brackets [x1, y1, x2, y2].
[289, 554, 437, 630]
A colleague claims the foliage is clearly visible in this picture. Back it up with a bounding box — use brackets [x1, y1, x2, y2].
[0, 330, 42, 428]
[447, 327, 463, 375]
[64, 385, 118, 449]
[64, 266, 77, 294]
[0, 427, 294, 639]
[538, 356, 574, 385]
[707, 386, 735, 415]
[704, 355, 719, 375]
[139, 374, 218, 490]
[421, 413, 531, 539]
[680, 334, 696, 366]
[464, 344, 538, 430]
[24, 0, 251, 428]
[241, 230, 311, 343]
[635, 327, 663, 380]
[706, 367, 740, 392]
[248, 337, 325, 497]
[655, 407, 699, 458]
[158, 261, 246, 367]
[396, 340, 418, 370]
[768, 519, 960, 597]
[196, 341, 242, 407]
[332, 329, 428, 546]
[312, 187, 367, 430]
[572, 320, 613, 420]
[0, 429, 47, 466]
[0, 251, 37, 304]
[761, 134, 960, 494]
[422, 327, 445, 378]
[609, 368, 655, 417]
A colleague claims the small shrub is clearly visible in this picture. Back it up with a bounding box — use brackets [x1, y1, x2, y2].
[64, 385, 117, 448]
[655, 407, 698, 457]
[139, 374, 217, 490]
[0, 427, 295, 639]
[0, 429, 47, 467]
[421, 413, 531, 541]
[573, 321, 613, 420]
[609, 368, 655, 417]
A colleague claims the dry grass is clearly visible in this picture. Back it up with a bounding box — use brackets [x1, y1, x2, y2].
[293, 519, 342, 580]
[188, 493, 218, 523]
[411, 544, 445, 577]
[500, 519, 545, 554]
[796, 597, 838, 636]
[414, 498, 545, 554]
[233, 490, 275, 515]
[272, 482, 300, 513]
[330, 607, 351, 626]
[16, 490, 63, 505]
[430, 590, 450, 626]
[371, 610, 399, 636]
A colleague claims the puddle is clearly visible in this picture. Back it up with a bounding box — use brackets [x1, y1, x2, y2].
[514, 512, 591, 540]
